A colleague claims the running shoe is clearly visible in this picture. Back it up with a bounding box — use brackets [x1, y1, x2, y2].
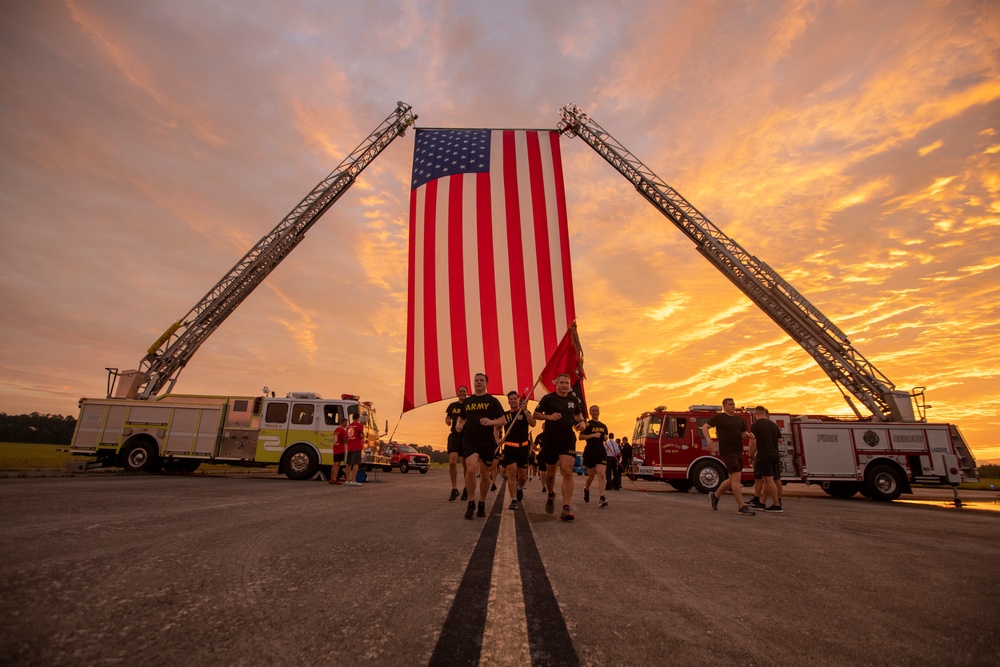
[560, 506, 575, 521]
[477, 501, 486, 518]
[545, 493, 555, 514]
[599, 498, 608, 508]
[765, 505, 784, 513]
[329, 480, 342, 485]
[584, 488, 590, 503]
[711, 493, 719, 511]
[516, 487, 523, 502]
[749, 498, 766, 510]
[449, 489, 459, 501]
[465, 502, 475, 519]
[508, 499, 519, 511]
[461, 488, 468, 501]
[490, 484, 497, 492]
[738, 505, 756, 517]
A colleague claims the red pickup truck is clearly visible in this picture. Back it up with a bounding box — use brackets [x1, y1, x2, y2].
[380, 444, 431, 474]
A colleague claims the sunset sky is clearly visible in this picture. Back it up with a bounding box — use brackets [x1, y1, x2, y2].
[2, 1, 999, 464]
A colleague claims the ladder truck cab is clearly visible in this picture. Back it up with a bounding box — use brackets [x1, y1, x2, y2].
[71, 392, 387, 480]
[631, 405, 977, 501]
[67, 103, 416, 479]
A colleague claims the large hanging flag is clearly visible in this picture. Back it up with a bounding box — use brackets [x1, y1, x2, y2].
[404, 128, 576, 412]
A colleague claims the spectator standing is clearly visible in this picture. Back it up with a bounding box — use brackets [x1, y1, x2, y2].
[702, 398, 756, 516]
[329, 420, 347, 485]
[344, 413, 365, 486]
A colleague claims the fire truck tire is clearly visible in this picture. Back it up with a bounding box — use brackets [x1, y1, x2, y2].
[419, 468, 429, 474]
[283, 445, 318, 480]
[121, 440, 159, 473]
[821, 481, 861, 498]
[400, 461, 410, 473]
[691, 460, 726, 494]
[668, 479, 692, 493]
[382, 465, 393, 473]
[865, 464, 903, 501]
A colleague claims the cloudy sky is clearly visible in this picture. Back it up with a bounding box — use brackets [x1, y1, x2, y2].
[2, 1, 999, 464]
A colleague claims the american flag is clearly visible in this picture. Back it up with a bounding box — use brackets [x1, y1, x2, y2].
[403, 128, 576, 412]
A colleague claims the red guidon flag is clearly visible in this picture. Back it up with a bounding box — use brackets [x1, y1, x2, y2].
[404, 128, 576, 411]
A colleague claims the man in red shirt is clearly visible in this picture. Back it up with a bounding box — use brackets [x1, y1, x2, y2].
[345, 413, 365, 486]
[329, 421, 348, 484]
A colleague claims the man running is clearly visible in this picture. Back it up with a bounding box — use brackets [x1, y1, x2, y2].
[444, 386, 468, 501]
[456, 373, 506, 519]
[534, 374, 585, 521]
[501, 390, 536, 510]
[580, 404, 609, 508]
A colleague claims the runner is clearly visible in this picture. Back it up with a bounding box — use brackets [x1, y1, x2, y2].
[456, 373, 506, 519]
[580, 404, 609, 508]
[444, 386, 468, 501]
[501, 390, 536, 510]
[534, 374, 585, 522]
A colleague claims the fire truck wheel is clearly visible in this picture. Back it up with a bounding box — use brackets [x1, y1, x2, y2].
[668, 479, 692, 493]
[419, 468, 429, 474]
[865, 464, 903, 501]
[122, 440, 159, 474]
[400, 461, 410, 473]
[283, 445, 319, 480]
[691, 460, 725, 494]
[382, 465, 393, 473]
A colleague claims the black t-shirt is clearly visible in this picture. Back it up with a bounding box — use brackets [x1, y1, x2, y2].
[445, 400, 463, 435]
[460, 394, 505, 446]
[751, 418, 782, 456]
[536, 391, 583, 433]
[581, 419, 608, 453]
[503, 409, 531, 444]
[707, 412, 747, 456]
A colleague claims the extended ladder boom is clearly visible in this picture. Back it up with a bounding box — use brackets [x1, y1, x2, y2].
[118, 102, 417, 399]
[557, 104, 913, 422]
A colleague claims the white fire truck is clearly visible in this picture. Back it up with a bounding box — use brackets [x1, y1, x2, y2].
[69, 103, 416, 478]
[557, 105, 979, 500]
[71, 392, 387, 479]
[631, 405, 974, 501]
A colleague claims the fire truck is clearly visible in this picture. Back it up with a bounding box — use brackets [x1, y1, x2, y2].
[631, 405, 972, 501]
[69, 103, 416, 478]
[557, 105, 979, 500]
[71, 392, 386, 479]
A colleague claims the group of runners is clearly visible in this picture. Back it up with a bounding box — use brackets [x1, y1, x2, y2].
[445, 372, 617, 522]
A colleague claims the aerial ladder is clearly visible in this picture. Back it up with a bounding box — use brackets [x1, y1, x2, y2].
[556, 103, 922, 424]
[110, 102, 417, 400]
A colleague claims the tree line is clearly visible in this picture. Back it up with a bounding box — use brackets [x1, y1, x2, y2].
[0, 413, 77, 444]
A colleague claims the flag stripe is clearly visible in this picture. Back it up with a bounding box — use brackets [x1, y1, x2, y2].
[404, 128, 576, 412]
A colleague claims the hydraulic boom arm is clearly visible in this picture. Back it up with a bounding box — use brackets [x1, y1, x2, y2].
[117, 102, 417, 400]
[557, 104, 914, 422]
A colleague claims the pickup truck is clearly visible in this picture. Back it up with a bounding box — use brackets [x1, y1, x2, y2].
[380, 444, 431, 473]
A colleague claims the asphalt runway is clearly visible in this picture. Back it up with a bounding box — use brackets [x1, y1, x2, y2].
[1, 471, 997, 666]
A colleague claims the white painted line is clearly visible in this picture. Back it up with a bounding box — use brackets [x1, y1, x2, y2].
[479, 503, 531, 664]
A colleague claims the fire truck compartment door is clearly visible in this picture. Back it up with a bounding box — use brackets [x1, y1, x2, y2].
[798, 425, 857, 475]
[163, 407, 224, 456]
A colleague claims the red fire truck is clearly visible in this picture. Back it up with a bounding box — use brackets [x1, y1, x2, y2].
[630, 405, 976, 501]
[557, 105, 979, 502]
